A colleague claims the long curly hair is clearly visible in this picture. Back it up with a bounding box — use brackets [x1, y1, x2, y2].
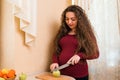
[54, 5, 98, 56]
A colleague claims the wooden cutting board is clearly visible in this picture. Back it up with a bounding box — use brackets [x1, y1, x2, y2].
[35, 72, 75, 80]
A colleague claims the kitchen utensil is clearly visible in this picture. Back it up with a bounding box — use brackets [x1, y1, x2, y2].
[53, 62, 71, 71]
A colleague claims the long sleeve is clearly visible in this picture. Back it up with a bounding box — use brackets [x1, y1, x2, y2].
[54, 34, 93, 78]
[77, 50, 99, 60]
[52, 53, 59, 63]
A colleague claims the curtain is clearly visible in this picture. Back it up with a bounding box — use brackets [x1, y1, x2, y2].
[77, 0, 92, 14]
[117, 0, 120, 32]
[7, 0, 37, 46]
[77, 0, 120, 80]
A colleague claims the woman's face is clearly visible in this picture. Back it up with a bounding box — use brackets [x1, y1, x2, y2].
[65, 12, 78, 31]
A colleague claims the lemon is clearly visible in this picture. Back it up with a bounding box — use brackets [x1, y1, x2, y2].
[1, 69, 9, 74]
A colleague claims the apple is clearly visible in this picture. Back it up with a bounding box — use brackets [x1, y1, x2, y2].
[19, 73, 27, 80]
[0, 77, 5, 80]
[52, 70, 61, 77]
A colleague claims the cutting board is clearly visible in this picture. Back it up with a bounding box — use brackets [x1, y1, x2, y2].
[35, 72, 75, 80]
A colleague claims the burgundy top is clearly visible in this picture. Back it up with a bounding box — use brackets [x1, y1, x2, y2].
[52, 34, 99, 78]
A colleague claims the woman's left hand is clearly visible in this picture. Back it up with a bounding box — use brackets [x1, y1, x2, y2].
[67, 54, 80, 65]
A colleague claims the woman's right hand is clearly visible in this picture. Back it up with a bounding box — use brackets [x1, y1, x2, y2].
[50, 63, 59, 71]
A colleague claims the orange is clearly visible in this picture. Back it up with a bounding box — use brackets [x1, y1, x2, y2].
[3, 74, 8, 79]
[7, 69, 15, 78]
[0, 70, 3, 77]
[9, 69, 15, 74]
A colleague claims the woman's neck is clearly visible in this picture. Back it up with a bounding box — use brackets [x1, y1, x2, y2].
[68, 30, 76, 35]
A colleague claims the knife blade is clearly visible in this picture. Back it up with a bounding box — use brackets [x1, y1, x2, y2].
[53, 63, 71, 71]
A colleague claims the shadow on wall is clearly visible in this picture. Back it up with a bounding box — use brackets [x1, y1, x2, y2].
[14, 17, 26, 46]
[0, 0, 2, 68]
[46, 21, 60, 71]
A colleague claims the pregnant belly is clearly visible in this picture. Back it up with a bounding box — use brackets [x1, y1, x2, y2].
[59, 50, 74, 65]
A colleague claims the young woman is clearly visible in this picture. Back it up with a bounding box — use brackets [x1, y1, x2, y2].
[50, 5, 99, 80]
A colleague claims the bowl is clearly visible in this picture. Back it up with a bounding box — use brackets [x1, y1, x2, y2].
[6, 76, 16, 80]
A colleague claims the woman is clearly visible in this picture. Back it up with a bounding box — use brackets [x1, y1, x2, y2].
[50, 5, 99, 80]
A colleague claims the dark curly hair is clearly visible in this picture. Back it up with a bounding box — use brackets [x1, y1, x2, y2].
[54, 5, 98, 56]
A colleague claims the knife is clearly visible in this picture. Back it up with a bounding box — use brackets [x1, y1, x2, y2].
[52, 62, 71, 71]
